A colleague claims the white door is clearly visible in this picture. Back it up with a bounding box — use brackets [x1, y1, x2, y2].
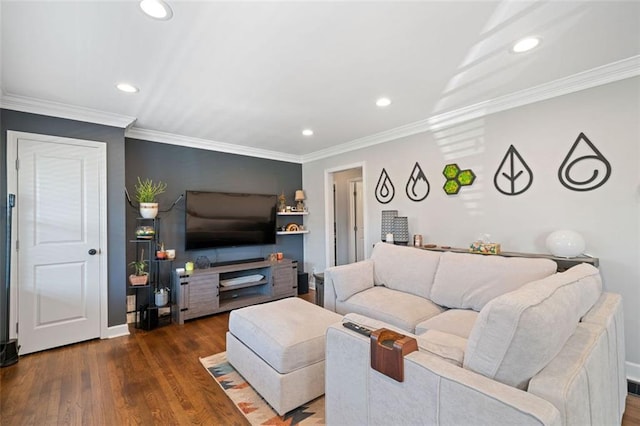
[14, 133, 104, 354]
[348, 180, 365, 263]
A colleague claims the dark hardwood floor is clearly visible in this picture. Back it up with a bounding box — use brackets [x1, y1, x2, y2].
[1, 290, 639, 425]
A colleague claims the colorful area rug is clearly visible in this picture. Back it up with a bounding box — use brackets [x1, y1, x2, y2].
[200, 352, 325, 425]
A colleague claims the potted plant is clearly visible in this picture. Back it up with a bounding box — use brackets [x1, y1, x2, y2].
[129, 249, 149, 286]
[134, 177, 167, 219]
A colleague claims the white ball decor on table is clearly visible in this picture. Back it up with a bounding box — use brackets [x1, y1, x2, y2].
[545, 230, 586, 258]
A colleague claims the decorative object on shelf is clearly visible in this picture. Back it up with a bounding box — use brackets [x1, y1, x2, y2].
[413, 234, 423, 247]
[392, 216, 409, 245]
[278, 191, 287, 212]
[134, 177, 167, 218]
[165, 249, 176, 260]
[129, 249, 148, 286]
[135, 225, 155, 239]
[195, 256, 211, 269]
[375, 168, 395, 204]
[494, 145, 533, 196]
[277, 252, 284, 260]
[154, 287, 170, 307]
[545, 229, 586, 258]
[156, 241, 167, 259]
[268, 253, 278, 262]
[442, 164, 476, 195]
[185, 261, 194, 272]
[285, 223, 300, 232]
[470, 241, 501, 255]
[558, 132, 611, 192]
[295, 190, 306, 212]
[405, 162, 430, 202]
[381, 210, 398, 241]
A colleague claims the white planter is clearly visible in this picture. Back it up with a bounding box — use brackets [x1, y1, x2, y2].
[139, 202, 158, 219]
[155, 290, 169, 307]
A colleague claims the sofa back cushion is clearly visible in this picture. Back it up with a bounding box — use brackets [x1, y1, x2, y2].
[330, 259, 375, 302]
[370, 242, 442, 299]
[463, 263, 602, 390]
[429, 252, 557, 311]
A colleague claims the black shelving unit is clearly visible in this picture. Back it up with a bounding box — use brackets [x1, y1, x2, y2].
[129, 217, 173, 330]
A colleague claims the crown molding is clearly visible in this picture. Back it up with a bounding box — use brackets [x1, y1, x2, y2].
[126, 127, 303, 164]
[301, 55, 640, 163]
[0, 91, 137, 129]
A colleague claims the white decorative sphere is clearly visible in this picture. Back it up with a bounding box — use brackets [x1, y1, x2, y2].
[545, 230, 586, 258]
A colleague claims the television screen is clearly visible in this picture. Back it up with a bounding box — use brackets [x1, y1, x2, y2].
[185, 191, 277, 250]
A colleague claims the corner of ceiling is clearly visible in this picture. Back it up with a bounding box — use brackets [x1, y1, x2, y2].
[300, 55, 640, 164]
[0, 91, 136, 129]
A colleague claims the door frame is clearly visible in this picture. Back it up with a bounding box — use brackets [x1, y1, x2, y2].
[347, 178, 364, 263]
[324, 162, 368, 268]
[6, 130, 109, 341]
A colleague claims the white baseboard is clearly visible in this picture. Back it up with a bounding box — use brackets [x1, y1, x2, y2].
[105, 324, 130, 339]
[627, 361, 640, 383]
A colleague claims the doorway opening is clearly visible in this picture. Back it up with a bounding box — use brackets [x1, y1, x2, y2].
[324, 163, 366, 268]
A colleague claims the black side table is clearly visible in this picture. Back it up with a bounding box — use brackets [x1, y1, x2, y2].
[313, 273, 324, 307]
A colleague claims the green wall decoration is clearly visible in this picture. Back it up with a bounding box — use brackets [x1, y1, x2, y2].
[442, 163, 476, 195]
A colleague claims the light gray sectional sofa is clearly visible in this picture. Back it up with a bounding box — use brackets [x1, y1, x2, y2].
[323, 242, 626, 425]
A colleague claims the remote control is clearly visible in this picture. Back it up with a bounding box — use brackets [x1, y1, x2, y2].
[342, 321, 373, 337]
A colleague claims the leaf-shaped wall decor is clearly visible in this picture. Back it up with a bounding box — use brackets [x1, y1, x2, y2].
[494, 145, 533, 196]
[558, 133, 611, 192]
[375, 168, 395, 204]
[405, 162, 430, 201]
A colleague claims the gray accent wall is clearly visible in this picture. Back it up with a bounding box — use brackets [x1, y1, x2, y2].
[0, 109, 127, 328]
[125, 138, 304, 280]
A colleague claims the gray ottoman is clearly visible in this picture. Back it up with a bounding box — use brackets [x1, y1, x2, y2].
[226, 297, 342, 415]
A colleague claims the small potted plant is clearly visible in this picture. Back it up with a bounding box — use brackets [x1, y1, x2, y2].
[134, 177, 167, 219]
[129, 249, 149, 286]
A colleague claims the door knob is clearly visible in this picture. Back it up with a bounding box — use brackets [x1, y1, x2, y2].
[88, 249, 97, 255]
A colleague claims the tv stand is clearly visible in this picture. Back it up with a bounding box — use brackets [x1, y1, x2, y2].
[174, 258, 298, 324]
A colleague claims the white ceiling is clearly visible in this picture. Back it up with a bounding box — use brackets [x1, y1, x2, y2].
[1, 1, 639, 162]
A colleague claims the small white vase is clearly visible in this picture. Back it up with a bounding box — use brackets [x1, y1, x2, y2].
[139, 202, 158, 219]
[155, 290, 169, 307]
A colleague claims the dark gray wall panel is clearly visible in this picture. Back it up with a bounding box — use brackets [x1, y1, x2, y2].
[0, 109, 127, 328]
[125, 138, 304, 273]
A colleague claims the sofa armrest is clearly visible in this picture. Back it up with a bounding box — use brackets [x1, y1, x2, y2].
[326, 323, 562, 426]
[323, 260, 374, 312]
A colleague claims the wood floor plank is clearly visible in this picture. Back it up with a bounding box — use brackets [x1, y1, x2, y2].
[1, 291, 638, 425]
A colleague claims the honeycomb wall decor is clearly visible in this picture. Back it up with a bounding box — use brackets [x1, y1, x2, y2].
[442, 164, 476, 195]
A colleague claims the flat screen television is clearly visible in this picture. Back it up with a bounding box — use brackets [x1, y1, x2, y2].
[185, 191, 277, 250]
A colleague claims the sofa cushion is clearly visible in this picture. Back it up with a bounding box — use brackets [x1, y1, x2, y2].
[343, 314, 465, 366]
[415, 309, 478, 338]
[463, 263, 602, 390]
[336, 286, 444, 333]
[330, 259, 375, 302]
[370, 242, 442, 298]
[429, 251, 557, 311]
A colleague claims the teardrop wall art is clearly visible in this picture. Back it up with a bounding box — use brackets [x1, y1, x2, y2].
[375, 168, 395, 204]
[405, 162, 430, 202]
[494, 145, 533, 196]
[558, 132, 611, 192]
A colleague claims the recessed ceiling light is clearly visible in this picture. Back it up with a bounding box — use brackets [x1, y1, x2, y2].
[302, 129, 314, 136]
[376, 97, 392, 107]
[140, 0, 173, 20]
[512, 37, 541, 53]
[116, 83, 139, 93]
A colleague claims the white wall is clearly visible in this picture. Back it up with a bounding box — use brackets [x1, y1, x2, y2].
[302, 77, 640, 377]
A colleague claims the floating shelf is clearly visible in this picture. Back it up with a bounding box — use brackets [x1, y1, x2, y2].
[277, 230, 309, 235]
[277, 212, 309, 216]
